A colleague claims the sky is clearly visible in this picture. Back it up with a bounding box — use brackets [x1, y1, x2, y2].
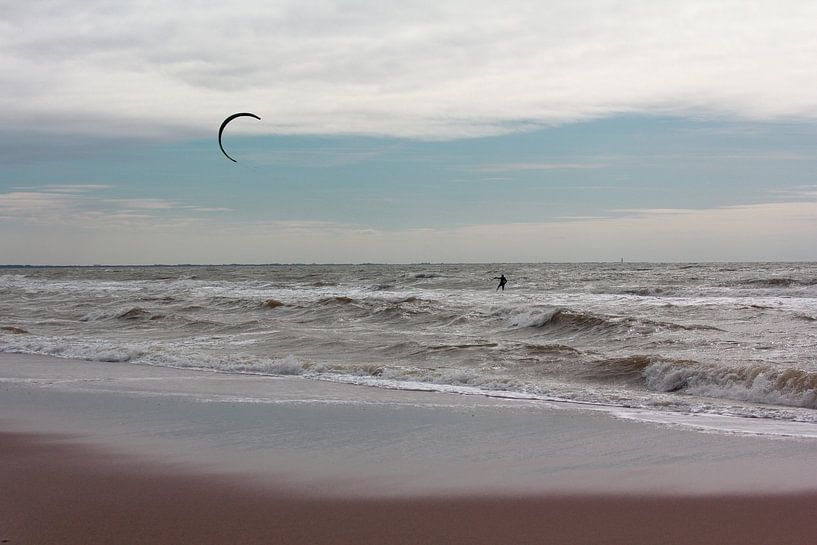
[2, 0, 816, 264]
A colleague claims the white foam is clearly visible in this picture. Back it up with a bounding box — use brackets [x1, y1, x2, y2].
[611, 408, 817, 438]
[501, 307, 558, 328]
[643, 360, 817, 409]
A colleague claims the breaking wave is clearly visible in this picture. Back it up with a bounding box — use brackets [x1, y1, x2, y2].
[572, 355, 817, 409]
[502, 307, 722, 337]
[643, 360, 817, 409]
[742, 277, 817, 288]
[503, 308, 609, 330]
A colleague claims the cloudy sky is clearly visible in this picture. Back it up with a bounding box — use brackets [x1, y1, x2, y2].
[2, 0, 816, 264]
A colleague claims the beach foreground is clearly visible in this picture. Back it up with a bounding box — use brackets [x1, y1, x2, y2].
[2, 353, 817, 544]
[3, 431, 817, 545]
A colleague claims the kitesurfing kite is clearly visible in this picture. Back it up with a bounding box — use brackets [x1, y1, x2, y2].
[218, 112, 261, 162]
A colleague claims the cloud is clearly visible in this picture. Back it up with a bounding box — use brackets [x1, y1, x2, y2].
[110, 198, 180, 210]
[186, 207, 234, 213]
[6, 189, 816, 264]
[0, 191, 82, 214]
[4, 1, 817, 139]
[0, 185, 228, 227]
[250, 195, 817, 262]
[472, 162, 607, 172]
[15, 184, 114, 193]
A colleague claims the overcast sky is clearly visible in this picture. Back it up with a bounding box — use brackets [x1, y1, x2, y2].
[2, 0, 816, 264]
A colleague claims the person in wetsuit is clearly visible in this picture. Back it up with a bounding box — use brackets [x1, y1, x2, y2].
[494, 274, 507, 291]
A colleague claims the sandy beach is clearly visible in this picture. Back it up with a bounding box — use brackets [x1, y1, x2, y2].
[2, 353, 817, 544]
[4, 430, 817, 545]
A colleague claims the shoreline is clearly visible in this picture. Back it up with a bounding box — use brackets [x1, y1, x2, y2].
[3, 430, 817, 545]
[3, 352, 817, 543]
[3, 349, 817, 440]
[2, 353, 817, 494]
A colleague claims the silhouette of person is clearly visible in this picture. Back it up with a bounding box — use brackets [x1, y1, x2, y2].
[494, 274, 507, 291]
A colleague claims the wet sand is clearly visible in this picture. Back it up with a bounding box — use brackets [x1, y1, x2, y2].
[3, 430, 817, 545]
[2, 353, 817, 544]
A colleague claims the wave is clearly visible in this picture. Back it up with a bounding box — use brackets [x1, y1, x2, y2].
[77, 306, 221, 328]
[203, 354, 306, 375]
[68, 292, 430, 322]
[298, 295, 434, 323]
[539, 309, 616, 332]
[415, 342, 499, 354]
[503, 307, 720, 337]
[616, 287, 670, 297]
[608, 277, 817, 297]
[1, 336, 147, 363]
[0, 335, 307, 374]
[504, 307, 654, 335]
[504, 307, 616, 337]
[740, 277, 817, 288]
[370, 284, 395, 291]
[643, 360, 817, 409]
[80, 307, 156, 321]
[137, 295, 179, 304]
[0, 274, 28, 285]
[639, 317, 724, 332]
[522, 343, 582, 355]
[578, 355, 658, 383]
[318, 296, 356, 305]
[1, 326, 29, 334]
[569, 355, 817, 410]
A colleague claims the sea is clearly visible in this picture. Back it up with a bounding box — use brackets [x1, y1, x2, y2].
[2, 262, 816, 428]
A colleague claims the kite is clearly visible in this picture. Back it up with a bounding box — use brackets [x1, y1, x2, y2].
[218, 112, 261, 162]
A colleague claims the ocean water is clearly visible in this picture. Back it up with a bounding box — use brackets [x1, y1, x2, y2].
[1, 263, 816, 425]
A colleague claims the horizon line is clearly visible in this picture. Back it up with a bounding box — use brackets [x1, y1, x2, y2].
[2, 260, 816, 268]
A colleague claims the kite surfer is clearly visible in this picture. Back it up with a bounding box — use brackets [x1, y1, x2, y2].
[494, 274, 507, 291]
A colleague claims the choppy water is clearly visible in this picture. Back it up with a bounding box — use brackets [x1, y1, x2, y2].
[2, 263, 816, 424]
